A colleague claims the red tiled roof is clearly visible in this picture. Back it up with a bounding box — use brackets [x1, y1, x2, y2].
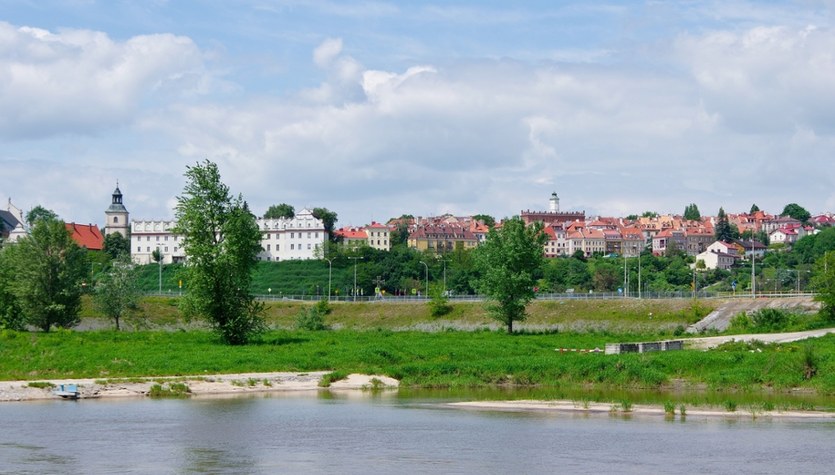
[334, 227, 368, 239]
[66, 223, 104, 250]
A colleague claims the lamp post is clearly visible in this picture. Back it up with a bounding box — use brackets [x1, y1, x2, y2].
[750, 241, 756, 298]
[324, 257, 334, 302]
[419, 261, 429, 297]
[348, 256, 363, 301]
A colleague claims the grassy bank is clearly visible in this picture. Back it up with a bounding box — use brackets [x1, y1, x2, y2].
[79, 295, 711, 332]
[3, 328, 835, 396]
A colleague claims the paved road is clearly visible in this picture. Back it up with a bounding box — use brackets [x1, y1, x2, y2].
[686, 327, 835, 350]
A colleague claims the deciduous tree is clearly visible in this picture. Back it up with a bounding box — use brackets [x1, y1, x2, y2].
[813, 252, 835, 322]
[781, 203, 811, 223]
[94, 255, 141, 330]
[2, 218, 86, 331]
[175, 160, 266, 344]
[103, 232, 130, 259]
[25, 205, 58, 227]
[264, 203, 295, 219]
[473, 217, 546, 333]
[312, 207, 338, 241]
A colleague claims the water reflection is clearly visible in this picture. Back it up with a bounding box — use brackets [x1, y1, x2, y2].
[0, 393, 834, 474]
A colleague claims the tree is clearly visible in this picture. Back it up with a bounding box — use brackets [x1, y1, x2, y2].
[782, 203, 811, 223]
[812, 252, 835, 322]
[174, 160, 266, 344]
[683, 203, 701, 221]
[312, 207, 338, 241]
[103, 232, 131, 259]
[94, 255, 141, 330]
[750, 204, 760, 214]
[2, 218, 86, 331]
[472, 214, 496, 228]
[25, 205, 58, 227]
[714, 207, 733, 242]
[641, 211, 659, 218]
[473, 217, 546, 333]
[264, 203, 295, 219]
[0, 252, 25, 330]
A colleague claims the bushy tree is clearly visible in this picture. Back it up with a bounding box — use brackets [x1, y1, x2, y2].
[264, 203, 295, 219]
[175, 160, 266, 344]
[25, 205, 58, 227]
[0, 252, 25, 330]
[472, 214, 496, 228]
[103, 232, 130, 259]
[750, 204, 760, 214]
[94, 255, 141, 330]
[2, 218, 86, 331]
[683, 203, 701, 221]
[782, 203, 811, 223]
[312, 207, 338, 241]
[474, 217, 546, 333]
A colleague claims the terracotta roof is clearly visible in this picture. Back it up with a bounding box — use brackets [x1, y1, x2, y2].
[66, 223, 104, 250]
[334, 227, 368, 239]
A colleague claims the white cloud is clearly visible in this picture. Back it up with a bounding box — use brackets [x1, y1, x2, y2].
[0, 22, 205, 139]
[313, 37, 342, 68]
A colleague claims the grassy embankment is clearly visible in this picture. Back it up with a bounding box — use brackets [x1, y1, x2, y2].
[7, 296, 835, 401]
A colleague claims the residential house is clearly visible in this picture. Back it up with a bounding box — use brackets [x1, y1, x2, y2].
[696, 249, 738, 270]
[568, 228, 606, 257]
[408, 223, 479, 253]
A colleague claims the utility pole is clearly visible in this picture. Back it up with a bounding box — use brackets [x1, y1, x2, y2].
[348, 256, 363, 301]
[325, 257, 334, 302]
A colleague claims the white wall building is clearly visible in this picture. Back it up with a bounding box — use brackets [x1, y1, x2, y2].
[257, 208, 327, 261]
[131, 207, 328, 265]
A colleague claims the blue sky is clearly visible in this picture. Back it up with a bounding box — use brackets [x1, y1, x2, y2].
[2, 1, 835, 228]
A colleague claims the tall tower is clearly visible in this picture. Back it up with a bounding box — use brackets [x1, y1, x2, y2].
[105, 183, 129, 237]
[549, 192, 560, 213]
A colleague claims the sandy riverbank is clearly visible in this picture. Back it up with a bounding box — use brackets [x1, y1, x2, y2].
[450, 399, 835, 420]
[0, 372, 399, 402]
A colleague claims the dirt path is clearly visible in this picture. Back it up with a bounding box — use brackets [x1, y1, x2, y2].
[686, 327, 835, 350]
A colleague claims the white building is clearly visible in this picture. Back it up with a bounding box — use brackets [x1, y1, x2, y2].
[257, 208, 327, 261]
[131, 207, 328, 265]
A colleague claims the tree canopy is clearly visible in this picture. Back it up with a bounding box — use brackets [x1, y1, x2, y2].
[25, 205, 58, 227]
[264, 203, 295, 219]
[103, 232, 130, 259]
[683, 203, 701, 221]
[473, 217, 546, 333]
[312, 207, 338, 241]
[175, 160, 266, 344]
[1, 218, 86, 331]
[750, 204, 760, 214]
[781, 203, 811, 223]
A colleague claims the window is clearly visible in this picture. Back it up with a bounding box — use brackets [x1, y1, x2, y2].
[146, 236, 150, 241]
[291, 244, 295, 250]
[307, 244, 311, 250]
[174, 247, 178, 252]
[165, 236, 168, 241]
[146, 247, 150, 252]
[113, 216, 119, 223]
[291, 232, 295, 239]
[156, 236, 160, 242]
[164, 247, 169, 252]
[307, 232, 311, 238]
[137, 246, 141, 252]
[267, 244, 271, 251]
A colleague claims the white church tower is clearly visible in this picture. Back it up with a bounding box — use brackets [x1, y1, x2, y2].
[549, 192, 560, 213]
[104, 183, 129, 238]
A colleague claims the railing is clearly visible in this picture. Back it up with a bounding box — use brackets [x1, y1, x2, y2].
[143, 290, 817, 302]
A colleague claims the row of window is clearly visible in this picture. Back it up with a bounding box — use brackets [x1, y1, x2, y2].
[138, 246, 178, 253]
[263, 232, 320, 240]
[264, 243, 314, 251]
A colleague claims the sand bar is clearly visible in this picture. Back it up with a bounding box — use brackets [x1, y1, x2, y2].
[0, 372, 399, 402]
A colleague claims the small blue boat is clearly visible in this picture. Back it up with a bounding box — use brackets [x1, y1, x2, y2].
[53, 384, 79, 399]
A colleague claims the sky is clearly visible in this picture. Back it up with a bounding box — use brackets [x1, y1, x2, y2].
[2, 0, 835, 228]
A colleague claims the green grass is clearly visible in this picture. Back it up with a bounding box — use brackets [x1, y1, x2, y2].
[3, 329, 835, 396]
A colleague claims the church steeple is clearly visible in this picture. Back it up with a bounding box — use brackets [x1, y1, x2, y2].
[104, 181, 129, 237]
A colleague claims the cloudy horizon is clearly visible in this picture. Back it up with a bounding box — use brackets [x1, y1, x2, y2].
[2, 1, 834, 228]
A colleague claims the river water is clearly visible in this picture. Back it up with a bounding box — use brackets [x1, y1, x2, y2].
[2, 392, 834, 474]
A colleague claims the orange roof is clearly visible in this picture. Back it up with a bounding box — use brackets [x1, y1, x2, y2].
[334, 227, 368, 239]
[66, 223, 104, 250]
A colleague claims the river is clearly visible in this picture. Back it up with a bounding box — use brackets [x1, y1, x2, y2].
[2, 392, 834, 474]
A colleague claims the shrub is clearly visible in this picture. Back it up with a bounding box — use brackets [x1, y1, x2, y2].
[724, 400, 737, 412]
[728, 312, 752, 332]
[318, 371, 348, 387]
[663, 401, 676, 415]
[428, 284, 452, 317]
[27, 381, 55, 389]
[803, 345, 818, 380]
[750, 308, 792, 331]
[149, 382, 190, 398]
[296, 305, 328, 331]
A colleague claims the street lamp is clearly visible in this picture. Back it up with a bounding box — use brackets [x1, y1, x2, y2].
[324, 257, 334, 302]
[348, 256, 363, 301]
[419, 261, 429, 297]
